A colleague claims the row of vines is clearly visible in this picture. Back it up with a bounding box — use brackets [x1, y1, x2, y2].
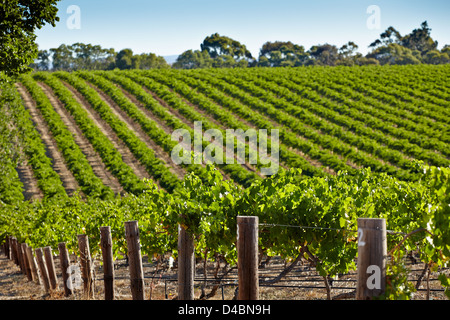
[0, 65, 449, 299]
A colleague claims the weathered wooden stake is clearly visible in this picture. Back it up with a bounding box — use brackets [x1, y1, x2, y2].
[43, 246, 58, 291]
[58, 242, 72, 296]
[35, 248, 51, 293]
[77, 234, 94, 299]
[237, 216, 259, 300]
[26, 246, 41, 284]
[125, 221, 145, 300]
[16, 242, 25, 274]
[10, 237, 18, 265]
[5, 236, 11, 259]
[356, 218, 387, 300]
[20, 243, 33, 281]
[177, 224, 195, 300]
[100, 226, 115, 300]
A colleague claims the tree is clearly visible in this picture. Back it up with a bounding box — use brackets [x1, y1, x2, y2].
[355, 56, 379, 66]
[172, 49, 213, 69]
[201, 33, 253, 61]
[0, 0, 60, 77]
[369, 26, 402, 49]
[367, 22, 440, 64]
[31, 49, 51, 71]
[212, 54, 238, 68]
[442, 45, 450, 55]
[400, 21, 438, 54]
[423, 50, 450, 65]
[115, 49, 135, 70]
[308, 44, 339, 66]
[70, 43, 116, 70]
[50, 44, 73, 71]
[337, 41, 360, 66]
[258, 41, 309, 67]
[367, 43, 421, 65]
[139, 53, 170, 69]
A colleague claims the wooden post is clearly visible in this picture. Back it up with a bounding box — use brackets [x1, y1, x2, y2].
[77, 234, 94, 299]
[26, 246, 41, 284]
[237, 216, 259, 300]
[100, 226, 115, 300]
[58, 242, 72, 296]
[35, 248, 51, 293]
[21, 243, 33, 281]
[16, 242, 25, 274]
[10, 238, 18, 265]
[177, 224, 195, 300]
[356, 218, 387, 300]
[5, 236, 11, 259]
[43, 246, 58, 291]
[124, 221, 145, 300]
[20, 243, 29, 276]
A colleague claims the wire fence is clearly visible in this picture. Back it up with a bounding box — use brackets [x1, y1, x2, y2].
[1, 219, 448, 300]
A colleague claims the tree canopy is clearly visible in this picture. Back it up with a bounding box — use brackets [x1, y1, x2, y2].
[23, 21, 450, 73]
[258, 41, 309, 67]
[33, 45, 170, 71]
[0, 0, 60, 77]
[172, 22, 448, 69]
[367, 21, 448, 65]
[200, 33, 253, 60]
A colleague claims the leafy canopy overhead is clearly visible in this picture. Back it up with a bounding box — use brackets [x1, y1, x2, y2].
[0, 0, 60, 78]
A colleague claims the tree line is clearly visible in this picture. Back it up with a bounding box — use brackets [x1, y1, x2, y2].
[31, 44, 170, 71]
[1, 0, 449, 78]
[31, 21, 449, 72]
[173, 21, 449, 68]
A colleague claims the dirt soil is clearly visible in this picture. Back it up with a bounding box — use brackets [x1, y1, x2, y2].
[0, 248, 447, 301]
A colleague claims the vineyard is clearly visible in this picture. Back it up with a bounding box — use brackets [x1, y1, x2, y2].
[0, 65, 449, 300]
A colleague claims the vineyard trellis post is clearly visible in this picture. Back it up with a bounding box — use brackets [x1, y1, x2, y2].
[177, 224, 195, 300]
[58, 242, 73, 296]
[125, 220, 145, 300]
[237, 216, 259, 300]
[100, 226, 115, 300]
[25, 245, 40, 284]
[356, 218, 387, 300]
[77, 234, 94, 299]
[43, 246, 58, 291]
[16, 241, 25, 274]
[11, 237, 19, 266]
[4, 236, 11, 259]
[21, 243, 33, 281]
[35, 247, 51, 293]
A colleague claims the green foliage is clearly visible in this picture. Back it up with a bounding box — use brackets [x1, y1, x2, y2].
[171, 21, 448, 69]
[172, 50, 213, 69]
[54, 71, 182, 193]
[0, 0, 60, 77]
[0, 81, 25, 204]
[1, 65, 449, 299]
[382, 249, 417, 300]
[367, 21, 443, 65]
[259, 41, 309, 67]
[32, 72, 152, 196]
[201, 33, 253, 60]
[1, 79, 66, 201]
[19, 74, 115, 199]
[35, 44, 169, 72]
[2, 164, 449, 299]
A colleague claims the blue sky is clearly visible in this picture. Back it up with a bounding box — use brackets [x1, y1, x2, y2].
[35, 0, 450, 58]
